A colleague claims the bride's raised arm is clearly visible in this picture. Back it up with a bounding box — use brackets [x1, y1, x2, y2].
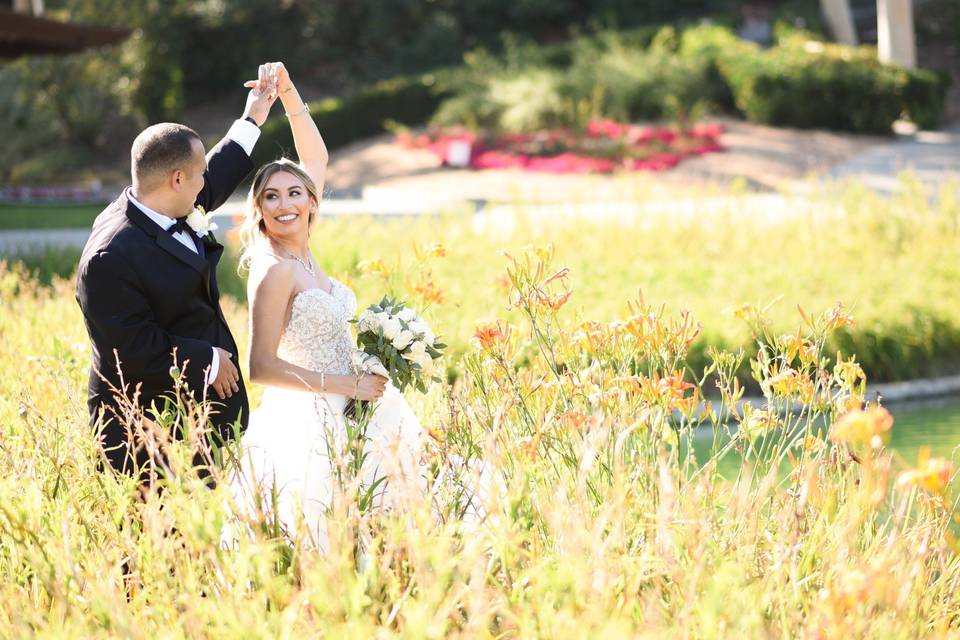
[263, 62, 329, 194]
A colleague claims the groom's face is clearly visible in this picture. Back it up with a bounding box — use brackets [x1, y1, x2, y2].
[173, 139, 207, 215]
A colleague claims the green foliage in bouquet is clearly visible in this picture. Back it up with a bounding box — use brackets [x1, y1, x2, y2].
[355, 296, 446, 394]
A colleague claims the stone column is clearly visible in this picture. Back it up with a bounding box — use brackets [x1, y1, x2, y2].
[877, 0, 916, 68]
[820, 0, 858, 45]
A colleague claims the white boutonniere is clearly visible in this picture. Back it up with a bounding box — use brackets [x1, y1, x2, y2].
[186, 205, 218, 237]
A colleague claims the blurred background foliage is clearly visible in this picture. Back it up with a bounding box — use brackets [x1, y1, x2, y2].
[0, 0, 956, 182]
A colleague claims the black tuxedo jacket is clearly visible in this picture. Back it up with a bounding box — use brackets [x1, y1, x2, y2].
[76, 137, 252, 475]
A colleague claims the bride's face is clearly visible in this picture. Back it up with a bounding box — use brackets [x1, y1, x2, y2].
[258, 170, 314, 240]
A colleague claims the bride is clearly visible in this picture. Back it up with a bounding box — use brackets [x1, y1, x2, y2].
[225, 63, 425, 551]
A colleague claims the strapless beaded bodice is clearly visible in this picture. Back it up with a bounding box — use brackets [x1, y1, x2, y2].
[277, 280, 358, 376]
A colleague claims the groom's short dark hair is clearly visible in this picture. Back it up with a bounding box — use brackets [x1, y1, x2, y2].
[131, 123, 202, 189]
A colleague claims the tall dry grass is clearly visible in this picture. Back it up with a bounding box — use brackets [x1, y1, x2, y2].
[0, 230, 958, 636]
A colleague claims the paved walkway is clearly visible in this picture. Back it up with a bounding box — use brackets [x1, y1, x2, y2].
[0, 228, 92, 254]
[827, 126, 960, 195]
[1, 122, 957, 254]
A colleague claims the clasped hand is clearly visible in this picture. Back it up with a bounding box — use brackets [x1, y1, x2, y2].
[242, 62, 289, 126]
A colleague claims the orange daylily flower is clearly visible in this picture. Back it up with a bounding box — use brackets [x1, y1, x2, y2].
[493, 273, 512, 294]
[472, 321, 511, 351]
[410, 278, 445, 304]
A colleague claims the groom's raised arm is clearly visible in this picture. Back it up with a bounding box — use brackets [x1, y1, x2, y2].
[195, 76, 276, 212]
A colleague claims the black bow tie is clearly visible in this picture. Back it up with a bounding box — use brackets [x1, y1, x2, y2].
[169, 216, 191, 235]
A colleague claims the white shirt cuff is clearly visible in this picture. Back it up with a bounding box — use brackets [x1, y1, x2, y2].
[206, 347, 220, 385]
[225, 119, 261, 156]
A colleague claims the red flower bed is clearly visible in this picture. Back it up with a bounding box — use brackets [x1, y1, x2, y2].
[397, 120, 724, 174]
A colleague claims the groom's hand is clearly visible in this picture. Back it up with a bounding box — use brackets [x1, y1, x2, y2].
[241, 63, 278, 127]
[212, 348, 240, 400]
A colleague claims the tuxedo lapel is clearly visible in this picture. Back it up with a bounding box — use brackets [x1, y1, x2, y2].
[203, 231, 225, 268]
[156, 231, 210, 274]
[125, 200, 214, 300]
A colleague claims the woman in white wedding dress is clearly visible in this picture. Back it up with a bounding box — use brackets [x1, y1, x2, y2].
[225, 63, 425, 551]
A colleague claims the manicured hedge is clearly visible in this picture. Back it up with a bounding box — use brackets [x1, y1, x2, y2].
[252, 73, 453, 167]
[254, 24, 950, 167]
[681, 25, 950, 133]
[432, 24, 950, 136]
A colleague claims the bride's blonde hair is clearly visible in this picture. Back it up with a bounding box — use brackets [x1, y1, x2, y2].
[238, 158, 320, 271]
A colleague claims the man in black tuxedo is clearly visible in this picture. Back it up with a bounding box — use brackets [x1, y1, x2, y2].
[76, 76, 277, 481]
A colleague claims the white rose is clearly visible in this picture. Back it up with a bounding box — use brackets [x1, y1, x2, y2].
[186, 207, 218, 237]
[357, 310, 377, 333]
[408, 319, 428, 337]
[398, 307, 417, 322]
[392, 329, 414, 351]
[381, 316, 402, 340]
[402, 340, 427, 361]
[415, 353, 435, 375]
[376, 312, 394, 332]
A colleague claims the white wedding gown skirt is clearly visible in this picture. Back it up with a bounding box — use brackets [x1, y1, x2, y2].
[227, 385, 424, 551]
[222, 279, 425, 552]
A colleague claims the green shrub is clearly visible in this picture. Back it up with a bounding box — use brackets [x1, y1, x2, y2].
[902, 68, 951, 131]
[252, 74, 452, 167]
[434, 23, 949, 135]
[712, 31, 949, 133]
[566, 33, 710, 123]
[433, 29, 712, 133]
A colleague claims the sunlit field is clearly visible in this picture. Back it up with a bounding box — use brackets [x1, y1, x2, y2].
[297, 178, 960, 385]
[1, 180, 958, 637]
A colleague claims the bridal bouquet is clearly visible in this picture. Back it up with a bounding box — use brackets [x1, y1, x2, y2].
[352, 296, 445, 394]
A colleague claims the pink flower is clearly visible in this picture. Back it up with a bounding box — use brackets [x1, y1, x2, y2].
[471, 151, 527, 169]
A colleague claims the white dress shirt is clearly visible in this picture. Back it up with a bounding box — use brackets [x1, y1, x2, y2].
[125, 118, 260, 385]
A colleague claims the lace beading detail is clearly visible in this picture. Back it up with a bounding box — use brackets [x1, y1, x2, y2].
[277, 280, 358, 377]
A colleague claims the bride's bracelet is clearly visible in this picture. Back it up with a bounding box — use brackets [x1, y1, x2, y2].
[320, 372, 325, 392]
[354, 375, 360, 397]
[285, 103, 310, 118]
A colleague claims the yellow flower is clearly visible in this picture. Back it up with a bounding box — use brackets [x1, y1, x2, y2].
[834, 355, 865, 390]
[413, 241, 448, 261]
[738, 406, 782, 441]
[732, 304, 753, 320]
[897, 447, 953, 496]
[828, 406, 893, 448]
[823, 302, 855, 331]
[778, 330, 807, 362]
[357, 257, 388, 278]
[765, 366, 814, 401]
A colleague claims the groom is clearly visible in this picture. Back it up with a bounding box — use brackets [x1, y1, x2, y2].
[76, 71, 277, 482]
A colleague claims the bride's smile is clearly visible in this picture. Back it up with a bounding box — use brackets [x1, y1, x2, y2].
[259, 171, 314, 237]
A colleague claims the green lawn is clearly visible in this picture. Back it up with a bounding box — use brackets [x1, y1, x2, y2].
[0, 203, 103, 229]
